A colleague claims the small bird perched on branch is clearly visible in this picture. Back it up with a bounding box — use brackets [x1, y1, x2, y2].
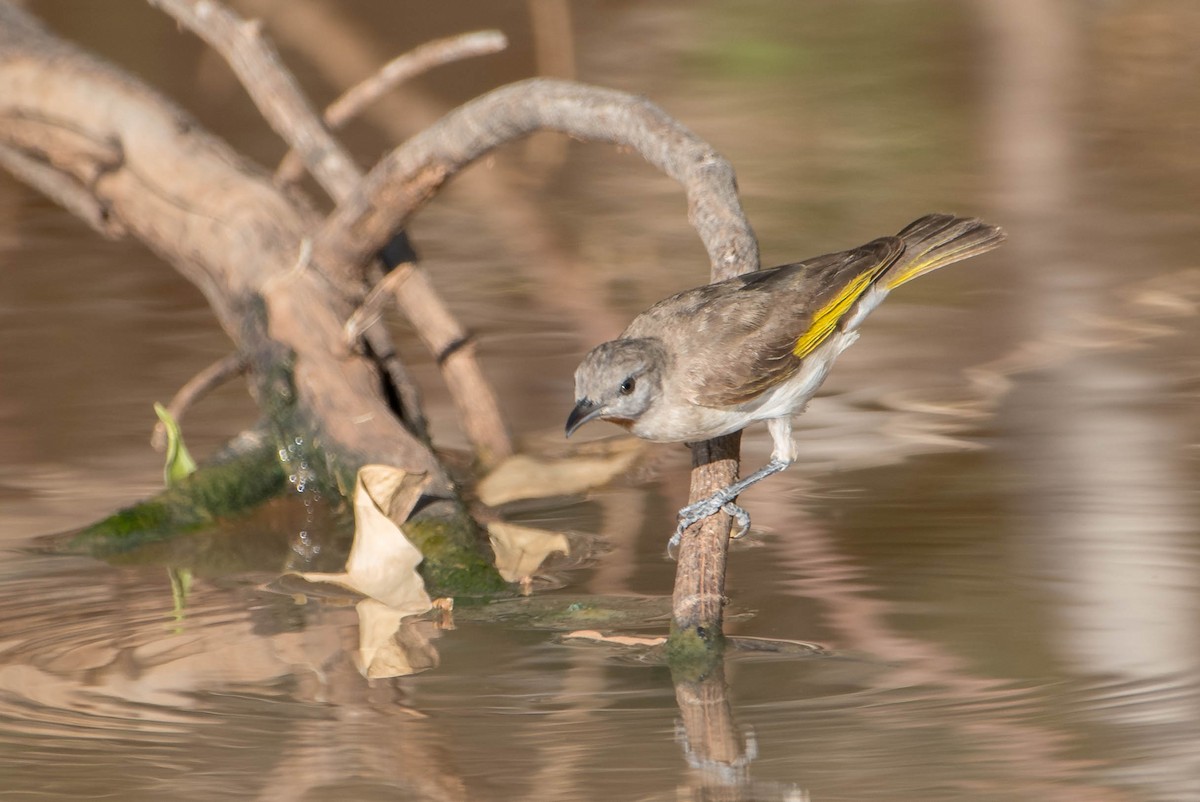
[566, 213, 1006, 552]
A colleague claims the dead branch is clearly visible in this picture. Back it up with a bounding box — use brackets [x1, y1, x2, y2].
[275, 30, 509, 187]
[148, 0, 362, 201]
[671, 434, 742, 649]
[249, 0, 629, 361]
[2, 3, 756, 633]
[313, 77, 760, 282]
[0, 2, 444, 490]
[153, 0, 514, 466]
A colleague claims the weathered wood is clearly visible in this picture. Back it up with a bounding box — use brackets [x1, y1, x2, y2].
[302, 77, 759, 649]
[150, 0, 515, 467]
[669, 433, 742, 660]
[313, 78, 760, 282]
[0, 4, 446, 491]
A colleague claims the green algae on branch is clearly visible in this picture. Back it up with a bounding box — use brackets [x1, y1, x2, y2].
[667, 622, 726, 678]
[403, 509, 509, 597]
[65, 451, 509, 601]
[66, 438, 288, 554]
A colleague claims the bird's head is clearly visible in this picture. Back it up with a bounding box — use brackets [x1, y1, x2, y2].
[566, 338, 668, 437]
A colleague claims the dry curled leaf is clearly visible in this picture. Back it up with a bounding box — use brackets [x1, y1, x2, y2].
[476, 440, 642, 506]
[355, 598, 439, 679]
[297, 465, 433, 613]
[487, 521, 569, 583]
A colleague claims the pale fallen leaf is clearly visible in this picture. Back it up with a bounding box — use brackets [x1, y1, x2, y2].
[477, 440, 642, 506]
[297, 465, 433, 614]
[355, 598, 439, 679]
[564, 630, 667, 647]
[487, 521, 569, 583]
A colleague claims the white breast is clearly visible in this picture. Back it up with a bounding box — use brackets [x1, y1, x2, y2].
[741, 329, 860, 421]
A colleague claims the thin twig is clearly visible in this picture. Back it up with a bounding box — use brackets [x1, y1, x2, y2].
[360, 324, 430, 443]
[151, 352, 247, 451]
[331, 31, 508, 130]
[275, 30, 508, 186]
[343, 261, 415, 347]
[342, 261, 432, 439]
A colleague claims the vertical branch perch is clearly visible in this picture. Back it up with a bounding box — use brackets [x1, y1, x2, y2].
[670, 434, 742, 661]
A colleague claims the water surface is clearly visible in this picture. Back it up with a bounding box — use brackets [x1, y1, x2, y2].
[2, 2, 1199, 800]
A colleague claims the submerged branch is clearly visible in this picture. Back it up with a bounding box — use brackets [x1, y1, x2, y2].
[0, 1, 449, 491]
[67, 429, 287, 554]
[670, 433, 742, 659]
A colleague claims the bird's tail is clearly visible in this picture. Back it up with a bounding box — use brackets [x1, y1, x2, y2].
[883, 214, 1006, 290]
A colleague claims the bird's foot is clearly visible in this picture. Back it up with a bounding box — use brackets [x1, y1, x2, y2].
[664, 459, 789, 558]
[666, 495, 752, 558]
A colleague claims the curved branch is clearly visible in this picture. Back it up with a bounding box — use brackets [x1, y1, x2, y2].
[313, 78, 760, 282]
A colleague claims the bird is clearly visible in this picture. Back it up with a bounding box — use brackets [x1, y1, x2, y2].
[565, 213, 1006, 552]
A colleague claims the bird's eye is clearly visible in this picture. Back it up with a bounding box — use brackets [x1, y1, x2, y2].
[619, 377, 636, 396]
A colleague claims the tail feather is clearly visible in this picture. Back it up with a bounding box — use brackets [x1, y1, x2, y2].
[884, 214, 1006, 290]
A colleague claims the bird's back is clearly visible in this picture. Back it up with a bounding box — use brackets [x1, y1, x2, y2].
[623, 237, 903, 407]
[621, 213, 1004, 414]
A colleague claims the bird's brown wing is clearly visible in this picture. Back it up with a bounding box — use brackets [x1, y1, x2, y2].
[626, 236, 904, 408]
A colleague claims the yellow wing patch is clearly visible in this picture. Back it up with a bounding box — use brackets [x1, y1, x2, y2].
[884, 239, 970, 290]
[791, 269, 877, 359]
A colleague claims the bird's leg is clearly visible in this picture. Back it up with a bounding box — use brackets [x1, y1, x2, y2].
[668, 458, 790, 553]
[668, 419, 796, 555]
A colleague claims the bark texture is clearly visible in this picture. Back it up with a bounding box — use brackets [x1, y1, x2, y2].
[0, 3, 442, 496]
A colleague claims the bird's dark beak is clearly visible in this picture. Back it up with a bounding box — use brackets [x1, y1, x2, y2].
[565, 398, 604, 438]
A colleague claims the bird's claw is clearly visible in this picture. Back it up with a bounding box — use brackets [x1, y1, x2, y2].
[667, 494, 752, 559]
